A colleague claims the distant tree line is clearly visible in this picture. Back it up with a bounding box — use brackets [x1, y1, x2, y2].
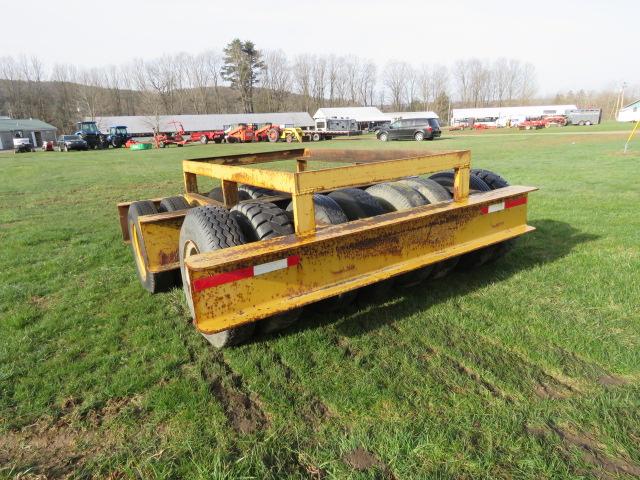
[0, 39, 635, 133]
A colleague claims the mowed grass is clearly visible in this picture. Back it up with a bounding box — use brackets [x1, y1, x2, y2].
[1, 128, 639, 479]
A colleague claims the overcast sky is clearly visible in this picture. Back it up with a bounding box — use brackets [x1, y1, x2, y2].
[1, 0, 637, 95]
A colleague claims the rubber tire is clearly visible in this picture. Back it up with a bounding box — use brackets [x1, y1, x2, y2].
[365, 182, 427, 212]
[286, 194, 349, 226]
[415, 131, 424, 141]
[128, 201, 178, 293]
[398, 177, 451, 204]
[312, 133, 321, 142]
[179, 206, 255, 348]
[231, 201, 301, 334]
[239, 184, 280, 199]
[327, 189, 395, 302]
[200, 136, 208, 144]
[327, 188, 385, 220]
[378, 132, 388, 142]
[365, 182, 433, 286]
[207, 187, 251, 203]
[158, 196, 190, 212]
[428, 171, 492, 194]
[287, 195, 356, 311]
[471, 168, 516, 261]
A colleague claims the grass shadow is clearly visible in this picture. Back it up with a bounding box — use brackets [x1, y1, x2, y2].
[254, 219, 598, 342]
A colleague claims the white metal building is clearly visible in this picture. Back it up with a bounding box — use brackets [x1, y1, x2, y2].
[313, 107, 389, 130]
[617, 100, 640, 122]
[90, 112, 315, 136]
[451, 105, 577, 125]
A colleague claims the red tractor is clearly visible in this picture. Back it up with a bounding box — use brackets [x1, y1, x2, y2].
[225, 123, 255, 143]
[154, 122, 190, 148]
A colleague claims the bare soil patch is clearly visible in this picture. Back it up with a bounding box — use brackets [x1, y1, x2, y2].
[209, 379, 267, 434]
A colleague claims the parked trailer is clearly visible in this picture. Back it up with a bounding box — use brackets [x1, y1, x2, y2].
[566, 109, 601, 126]
[190, 130, 226, 144]
[118, 148, 536, 347]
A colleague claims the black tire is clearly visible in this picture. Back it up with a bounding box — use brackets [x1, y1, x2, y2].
[128, 201, 178, 293]
[365, 182, 426, 212]
[312, 132, 321, 142]
[207, 187, 251, 203]
[286, 194, 349, 226]
[231, 201, 294, 242]
[287, 195, 355, 311]
[398, 177, 451, 204]
[428, 171, 492, 193]
[471, 169, 509, 190]
[378, 132, 388, 142]
[414, 131, 425, 141]
[365, 183, 433, 286]
[214, 138, 223, 144]
[231, 201, 301, 333]
[200, 136, 209, 144]
[326, 189, 395, 302]
[239, 184, 280, 199]
[158, 196, 191, 213]
[470, 169, 516, 262]
[327, 188, 385, 220]
[179, 206, 255, 348]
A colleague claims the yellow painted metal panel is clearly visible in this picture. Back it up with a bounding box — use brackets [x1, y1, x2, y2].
[186, 187, 535, 333]
[139, 214, 183, 272]
[294, 150, 470, 194]
[183, 160, 297, 193]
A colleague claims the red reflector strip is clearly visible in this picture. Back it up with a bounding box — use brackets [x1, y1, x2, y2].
[480, 196, 527, 215]
[193, 255, 300, 292]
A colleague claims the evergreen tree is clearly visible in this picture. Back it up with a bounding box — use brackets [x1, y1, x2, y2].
[221, 39, 264, 113]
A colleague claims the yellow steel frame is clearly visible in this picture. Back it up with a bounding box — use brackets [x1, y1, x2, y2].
[180, 148, 473, 235]
[117, 148, 536, 334]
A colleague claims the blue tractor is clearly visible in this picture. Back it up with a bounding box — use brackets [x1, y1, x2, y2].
[74, 121, 106, 149]
[106, 126, 132, 148]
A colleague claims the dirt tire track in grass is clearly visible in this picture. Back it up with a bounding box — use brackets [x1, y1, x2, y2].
[554, 346, 629, 388]
[442, 352, 516, 403]
[436, 324, 578, 400]
[265, 349, 332, 429]
[202, 351, 268, 435]
[527, 422, 640, 479]
[167, 292, 268, 435]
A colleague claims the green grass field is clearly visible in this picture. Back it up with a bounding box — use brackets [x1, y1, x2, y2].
[1, 127, 639, 479]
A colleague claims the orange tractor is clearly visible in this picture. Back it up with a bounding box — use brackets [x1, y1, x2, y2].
[224, 123, 255, 143]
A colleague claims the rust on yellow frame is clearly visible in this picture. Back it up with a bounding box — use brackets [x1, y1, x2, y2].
[186, 185, 536, 334]
[137, 212, 184, 272]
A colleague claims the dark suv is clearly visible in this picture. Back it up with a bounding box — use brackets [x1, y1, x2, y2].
[376, 118, 441, 142]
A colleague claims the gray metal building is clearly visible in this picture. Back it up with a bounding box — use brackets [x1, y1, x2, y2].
[0, 118, 57, 151]
[90, 112, 315, 136]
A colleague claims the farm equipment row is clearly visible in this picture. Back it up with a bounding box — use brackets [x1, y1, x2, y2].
[118, 148, 536, 348]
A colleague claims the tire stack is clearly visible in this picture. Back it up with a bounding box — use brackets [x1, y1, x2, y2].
[128, 169, 515, 348]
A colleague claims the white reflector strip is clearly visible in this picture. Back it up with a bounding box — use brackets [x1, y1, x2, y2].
[253, 258, 289, 276]
[487, 202, 505, 213]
